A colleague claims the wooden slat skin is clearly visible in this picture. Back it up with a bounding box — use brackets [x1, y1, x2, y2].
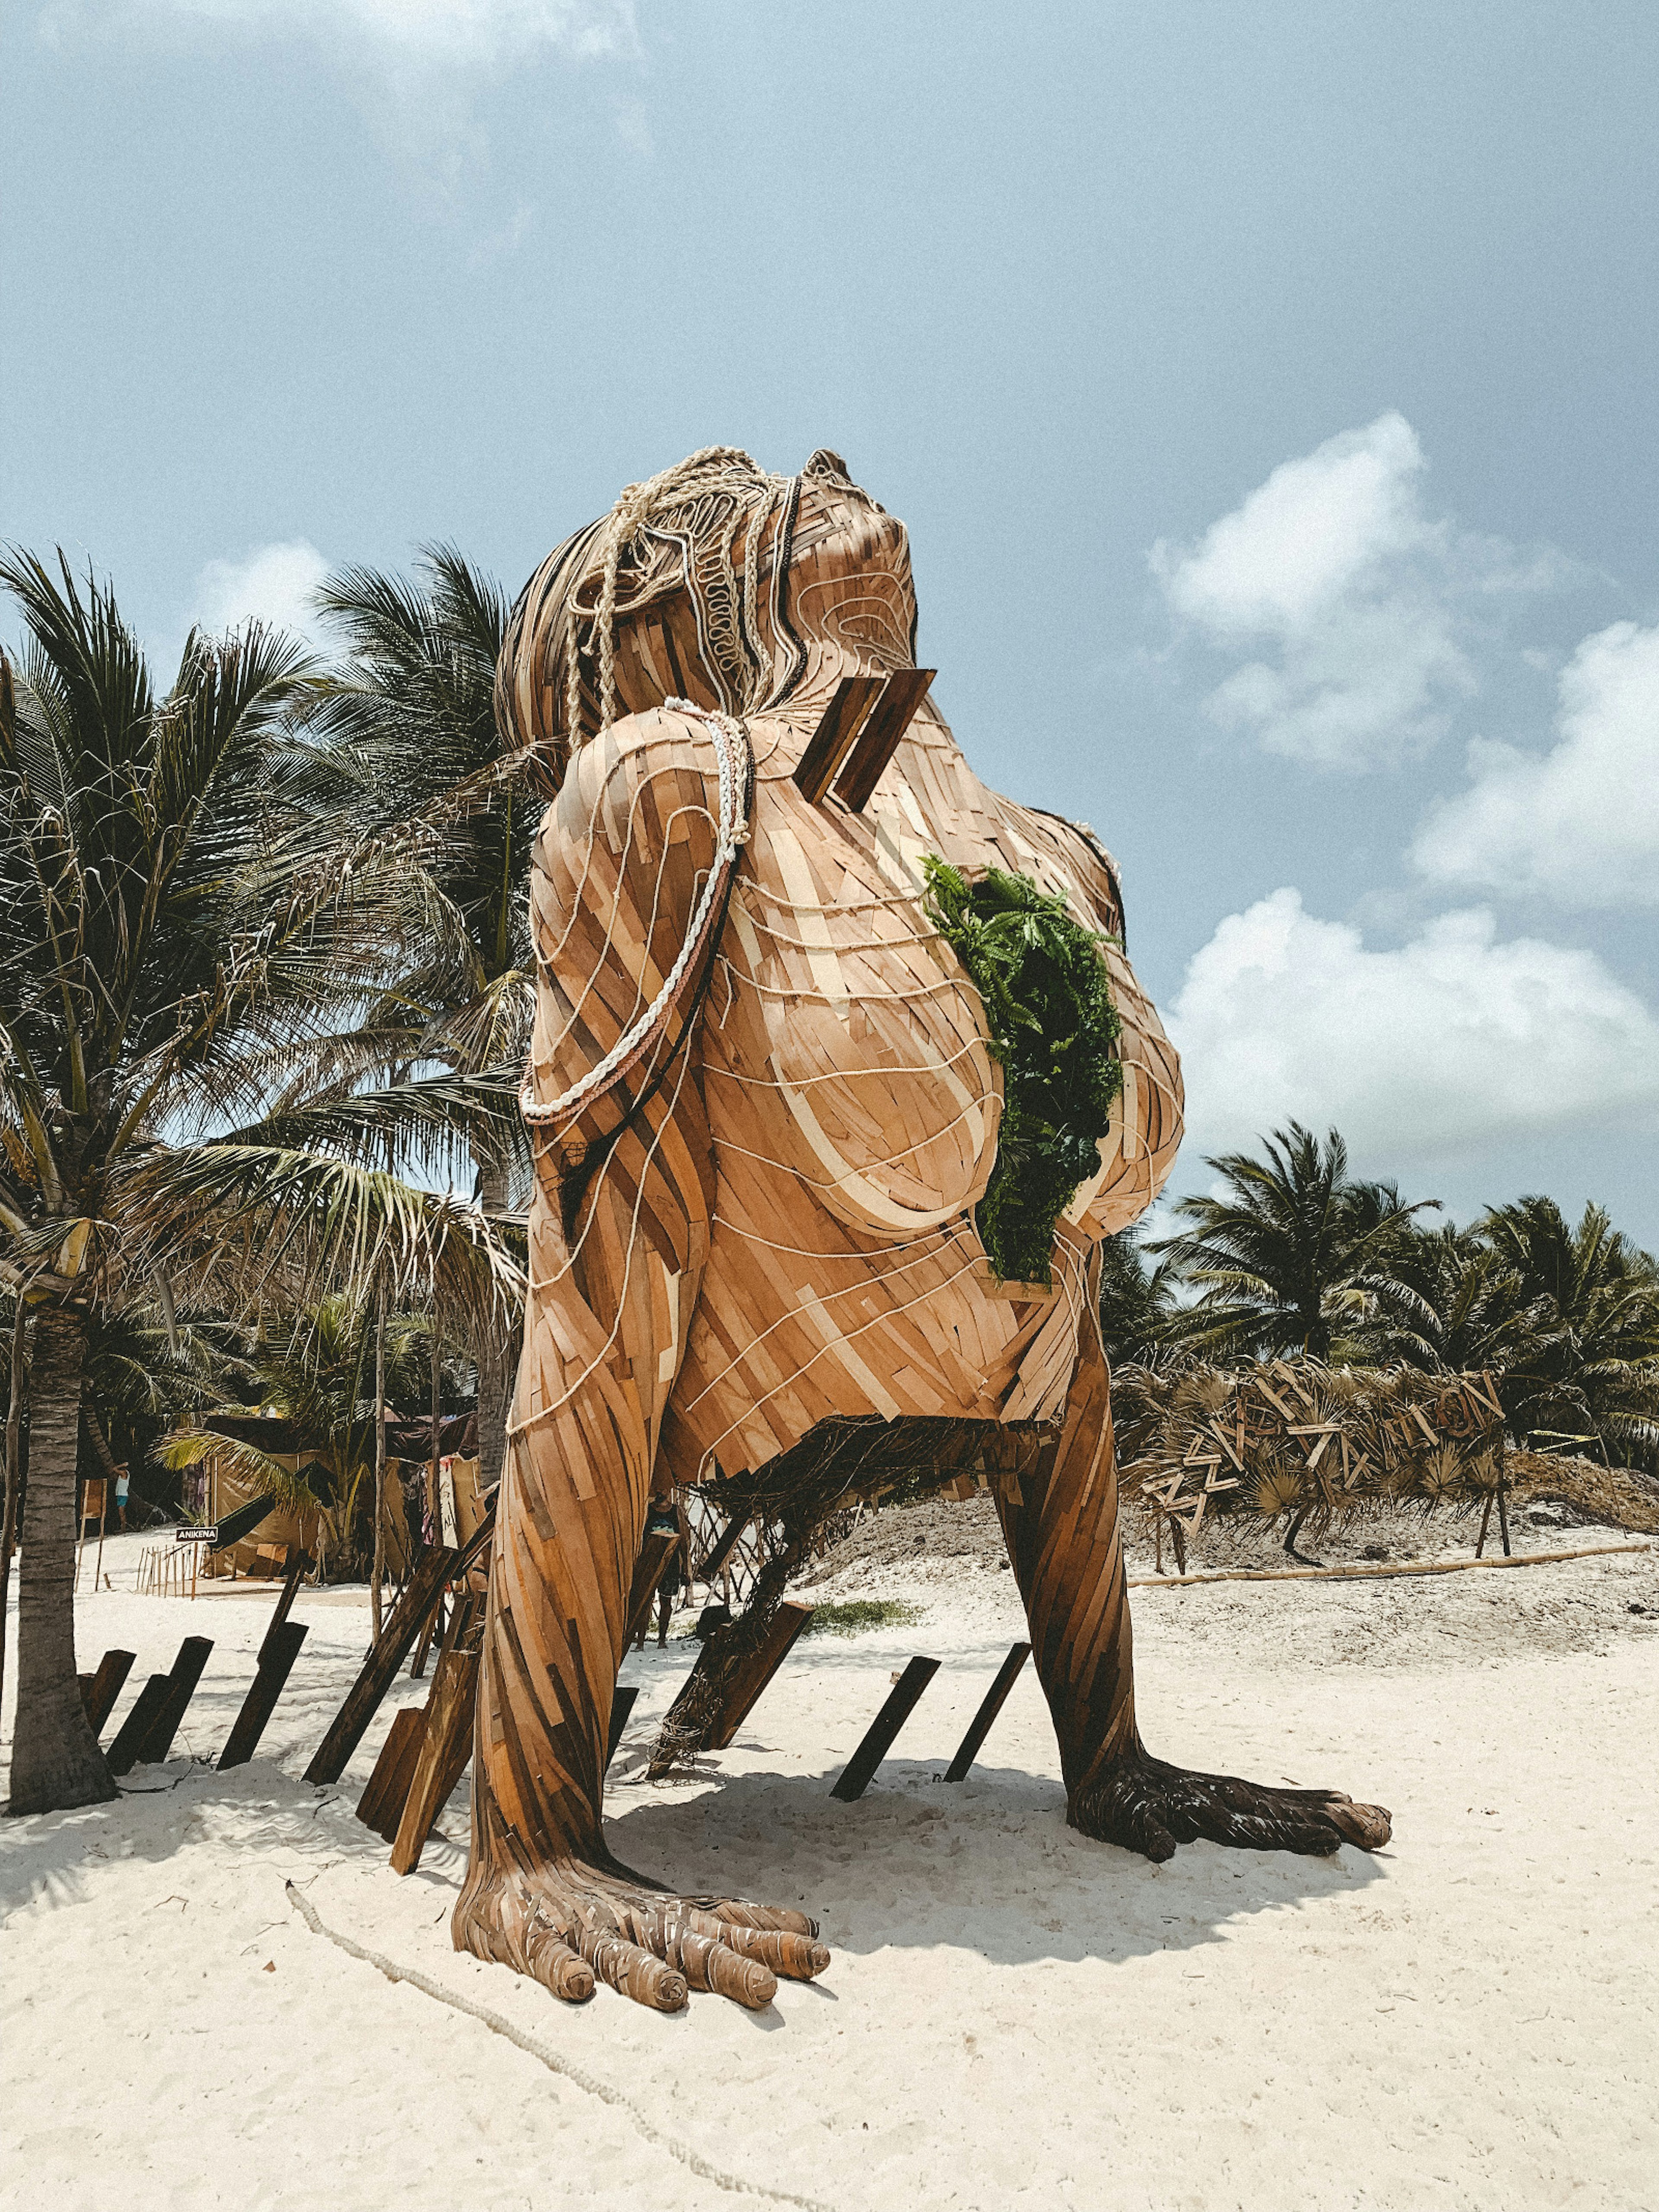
[943, 1641, 1031, 1782]
[708, 1601, 813, 1750]
[792, 674, 883, 802]
[137, 1636, 213, 1763]
[83, 1649, 135, 1735]
[453, 452, 1189, 1995]
[832, 667, 935, 812]
[105, 1675, 171, 1775]
[218, 1621, 308, 1770]
[830, 1656, 940, 1801]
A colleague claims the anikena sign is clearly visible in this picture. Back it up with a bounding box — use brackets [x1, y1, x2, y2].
[175, 1525, 218, 1544]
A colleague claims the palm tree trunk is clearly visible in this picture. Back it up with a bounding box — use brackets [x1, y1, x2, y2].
[0, 1296, 27, 1718]
[371, 1297, 386, 1642]
[475, 1158, 514, 1497]
[7, 1302, 116, 1813]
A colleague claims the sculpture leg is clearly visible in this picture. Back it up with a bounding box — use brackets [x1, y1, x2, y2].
[452, 1137, 830, 2011]
[996, 1256, 1392, 1862]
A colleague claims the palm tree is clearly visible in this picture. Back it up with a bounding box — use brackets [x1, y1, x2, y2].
[1096, 1229, 1190, 1367]
[274, 548, 547, 1493]
[157, 1294, 454, 1579]
[1478, 1198, 1659, 1470]
[1354, 1222, 1537, 1379]
[1152, 1123, 1436, 1359]
[1, 552, 516, 1813]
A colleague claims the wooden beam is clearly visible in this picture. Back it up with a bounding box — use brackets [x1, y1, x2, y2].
[303, 1515, 489, 1785]
[605, 1684, 639, 1770]
[693, 1507, 750, 1585]
[388, 1613, 483, 1875]
[218, 1620, 308, 1770]
[261, 1545, 311, 1660]
[623, 1528, 679, 1649]
[943, 1641, 1030, 1782]
[81, 1649, 135, 1735]
[832, 668, 935, 813]
[791, 675, 884, 804]
[137, 1635, 214, 1763]
[708, 1601, 813, 1751]
[829, 1655, 940, 1801]
[356, 1707, 429, 1840]
[105, 1675, 171, 1776]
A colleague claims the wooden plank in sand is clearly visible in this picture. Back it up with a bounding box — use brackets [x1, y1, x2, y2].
[623, 1528, 679, 1649]
[303, 1513, 490, 1785]
[136, 1635, 214, 1763]
[389, 1601, 485, 1875]
[708, 1601, 814, 1751]
[830, 1655, 940, 1801]
[81, 1649, 136, 1735]
[105, 1675, 171, 1776]
[943, 1641, 1031, 1782]
[357, 1707, 429, 1840]
[219, 1621, 309, 1771]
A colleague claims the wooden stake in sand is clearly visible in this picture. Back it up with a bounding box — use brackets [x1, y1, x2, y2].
[944, 1641, 1031, 1783]
[105, 1675, 172, 1776]
[80, 1649, 136, 1735]
[831, 1657, 940, 1802]
[219, 1621, 308, 1771]
[136, 1635, 213, 1763]
[706, 1603, 814, 1752]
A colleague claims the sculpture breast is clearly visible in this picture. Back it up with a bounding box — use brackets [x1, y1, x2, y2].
[704, 750, 1000, 1239]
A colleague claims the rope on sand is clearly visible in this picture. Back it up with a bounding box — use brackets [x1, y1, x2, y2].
[284, 1882, 834, 2212]
[1129, 1538, 1651, 1591]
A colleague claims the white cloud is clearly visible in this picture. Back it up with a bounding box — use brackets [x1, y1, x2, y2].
[41, 0, 635, 64]
[1151, 413, 1560, 772]
[1412, 619, 1659, 909]
[1166, 887, 1659, 1165]
[185, 539, 331, 648]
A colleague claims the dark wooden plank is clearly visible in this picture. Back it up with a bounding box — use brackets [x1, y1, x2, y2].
[389, 1629, 482, 1875]
[829, 1655, 940, 1801]
[357, 1707, 428, 1840]
[709, 1602, 814, 1750]
[693, 1508, 750, 1585]
[218, 1621, 309, 1770]
[302, 1521, 488, 1784]
[833, 668, 935, 813]
[943, 1641, 1031, 1782]
[105, 1674, 171, 1776]
[261, 1546, 311, 1659]
[604, 1683, 639, 1770]
[623, 1528, 678, 1649]
[83, 1649, 136, 1735]
[137, 1636, 214, 1763]
[792, 674, 884, 804]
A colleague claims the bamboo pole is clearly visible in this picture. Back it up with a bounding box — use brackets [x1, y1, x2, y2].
[1130, 1539, 1649, 1591]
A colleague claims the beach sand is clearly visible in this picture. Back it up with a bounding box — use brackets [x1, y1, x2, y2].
[3, 1522, 1656, 2212]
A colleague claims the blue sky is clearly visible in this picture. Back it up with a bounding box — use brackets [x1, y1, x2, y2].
[6, 0, 1657, 1240]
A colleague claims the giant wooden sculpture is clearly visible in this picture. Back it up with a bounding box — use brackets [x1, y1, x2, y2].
[455, 448, 1391, 2013]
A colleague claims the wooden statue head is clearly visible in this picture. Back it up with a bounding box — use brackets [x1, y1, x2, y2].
[496, 446, 922, 774]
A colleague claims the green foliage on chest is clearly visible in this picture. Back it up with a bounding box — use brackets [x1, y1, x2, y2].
[922, 857, 1122, 1286]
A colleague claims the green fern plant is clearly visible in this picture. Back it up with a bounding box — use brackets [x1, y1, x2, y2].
[922, 857, 1122, 1285]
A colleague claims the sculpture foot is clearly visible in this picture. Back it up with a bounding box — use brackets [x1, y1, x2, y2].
[454, 1854, 830, 2012]
[1070, 1749, 1392, 1863]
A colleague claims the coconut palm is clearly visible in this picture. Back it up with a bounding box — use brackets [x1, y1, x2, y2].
[1096, 1229, 1190, 1367]
[273, 548, 548, 1492]
[0, 551, 517, 1814]
[1354, 1222, 1538, 1379]
[1152, 1123, 1436, 1359]
[1477, 1198, 1659, 1470]
[157, 1294, 456, 1579]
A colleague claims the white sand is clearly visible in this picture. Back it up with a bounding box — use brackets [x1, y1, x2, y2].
[3, 1526, 1656, 2212]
